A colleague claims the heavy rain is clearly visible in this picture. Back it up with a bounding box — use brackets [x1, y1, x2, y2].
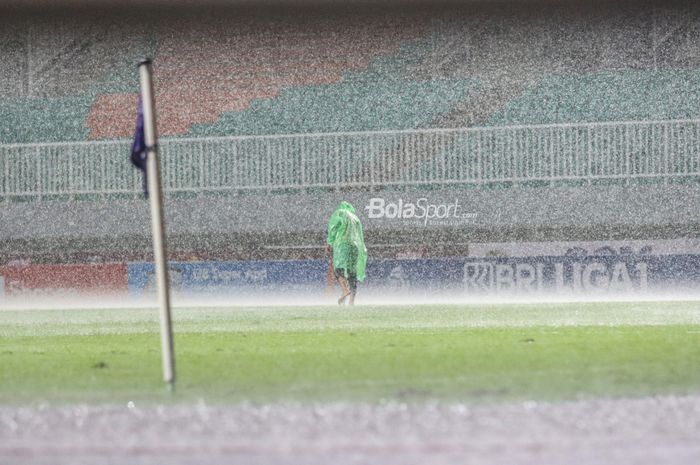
[1, 1, 699, 464]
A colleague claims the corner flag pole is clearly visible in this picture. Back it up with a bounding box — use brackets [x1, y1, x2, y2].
[138, 58, 176, 386]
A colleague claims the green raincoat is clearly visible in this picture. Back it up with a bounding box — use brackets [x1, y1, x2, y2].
[327, 201, 368, 281]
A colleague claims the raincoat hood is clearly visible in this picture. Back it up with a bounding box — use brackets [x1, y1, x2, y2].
[335, 201, 356, 214]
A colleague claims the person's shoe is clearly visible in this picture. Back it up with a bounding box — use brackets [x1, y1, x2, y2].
[338, 293, 350, 305]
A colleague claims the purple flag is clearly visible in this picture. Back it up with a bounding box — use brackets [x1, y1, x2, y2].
[131, 97, 148, 198]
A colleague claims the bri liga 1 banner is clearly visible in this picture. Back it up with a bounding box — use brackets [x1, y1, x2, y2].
[127, 255, 700, 297]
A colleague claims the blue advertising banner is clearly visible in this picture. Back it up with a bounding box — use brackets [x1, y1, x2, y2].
[128, 260, 327, 296]
[128, 255, 700, 297]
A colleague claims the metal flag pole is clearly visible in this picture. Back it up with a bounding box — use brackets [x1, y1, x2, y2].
[138, 58, 176, 387]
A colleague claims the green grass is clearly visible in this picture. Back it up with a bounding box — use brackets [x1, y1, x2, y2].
[0, 301, 699, 405]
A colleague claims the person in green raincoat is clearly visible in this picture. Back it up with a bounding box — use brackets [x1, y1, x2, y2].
[326, 201, 367, 305]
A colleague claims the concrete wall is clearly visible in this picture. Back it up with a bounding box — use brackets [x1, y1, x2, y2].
[2, 184, 698, 241]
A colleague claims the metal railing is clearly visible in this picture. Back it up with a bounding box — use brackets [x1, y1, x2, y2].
[1, 119, 699, 200]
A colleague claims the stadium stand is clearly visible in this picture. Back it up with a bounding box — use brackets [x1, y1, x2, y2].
[186, 44, 476, 137]
[2, 15, 431, 144]
[0, 19, 154, 144]
[2, 5, 700, 266]
[0, 96, 90, 143]
[88, 15, 429, 139]
[2, 9, 700, 191]
[488, 69, 700, 126]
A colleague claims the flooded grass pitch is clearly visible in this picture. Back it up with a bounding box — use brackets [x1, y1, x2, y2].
[0, 301, 699, 404]
[1, 301, 700, 464]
